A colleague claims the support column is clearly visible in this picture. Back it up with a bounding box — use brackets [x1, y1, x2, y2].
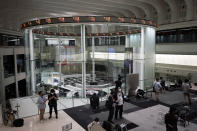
[133, 27, 155, 90]
[125, 35, 132, 74]
[14, 49, 19, 97]
[0, 55, 5, 107]
[81, 24, 86, 98]
[92, 37, 95, 82]
[29, 29, 35, 95]
[57, 26, 62, 85]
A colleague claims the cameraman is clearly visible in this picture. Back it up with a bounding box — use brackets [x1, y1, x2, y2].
[165, 106, 178, 131]
[48, 89, 58, 119]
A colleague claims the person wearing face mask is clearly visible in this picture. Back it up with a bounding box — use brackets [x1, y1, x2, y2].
[48, 89, 58, 119]
[114, 87, 124, 119]
[37, 91, 47, 122]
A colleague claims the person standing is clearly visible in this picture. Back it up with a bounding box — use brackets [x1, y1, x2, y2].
[115, 77, 122, 91]
[107, 91, 115, 123]
[114, 87, 124, 119]
[153, 78, 162, 101]
[37, 91, 47, 122]
[182, 79, 192, 106]
[165, 106, 178, 131]
[160, 77, 166, 93]
[90, 93, 100, 110]
[48, 89, 58, 119]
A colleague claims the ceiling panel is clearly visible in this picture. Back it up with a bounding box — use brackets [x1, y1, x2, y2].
[0, 0, 196, 32]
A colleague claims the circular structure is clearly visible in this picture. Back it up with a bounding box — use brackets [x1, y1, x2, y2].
[23, 16, 156, 98]
[21, 16, 157, 29]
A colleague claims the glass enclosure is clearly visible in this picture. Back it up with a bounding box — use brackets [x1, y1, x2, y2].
[23, 17, 156, 107]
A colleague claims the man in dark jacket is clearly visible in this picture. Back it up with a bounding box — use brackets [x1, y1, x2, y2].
[48, 89, 58, 119]
[107, 91, 115, 123]
[165, 106, 178, 131]
[160, 77, 166, 92]
[115, 77, 122, 91]
[90, 93, 99, 110]
[114, 87, 124, 119]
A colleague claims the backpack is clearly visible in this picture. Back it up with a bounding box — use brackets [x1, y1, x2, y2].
[153, 83, 156, 92]
[115, 124, 128, 131]
[153, 86, 155, 92]
[102, 121, 113, 131]
[13, 118, 24, 127]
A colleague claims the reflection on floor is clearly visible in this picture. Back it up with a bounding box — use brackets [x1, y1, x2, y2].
[64, 90, 197, 131]
[9, 96, 92, 118]
[149, 90, 196, 105]
[124, 104, 197, 131]
[0, 111, 85, 131]
[64, 101, 141, 130]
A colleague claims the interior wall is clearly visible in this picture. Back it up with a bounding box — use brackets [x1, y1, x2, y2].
[156, 42, 197, 55]
[156, 42, 197, 78]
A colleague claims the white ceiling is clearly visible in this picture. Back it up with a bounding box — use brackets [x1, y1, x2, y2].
[0, 0, 197, 32]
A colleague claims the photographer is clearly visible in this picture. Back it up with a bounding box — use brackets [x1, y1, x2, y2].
[165, 106, 178, 131]
[48, 89, 58, 119]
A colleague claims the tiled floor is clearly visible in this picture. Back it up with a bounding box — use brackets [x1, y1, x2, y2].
[9, 96, 91, 118]
[150, 90, 185, 105]
[3, 90, 197, 131]
[150, 90, 197, 105]
[64, 101, 140, 130]
[124, 104, 197, 131]
[0, 111, 85, 131]
[9, 95, 109, 118]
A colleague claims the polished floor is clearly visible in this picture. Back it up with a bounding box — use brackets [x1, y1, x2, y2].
[0, 111, 85, 131]
[64, 89, 197, 131]
[2, 89, 197, 131]
[9, 96, 92, 118]
[124, 104, 197, 131]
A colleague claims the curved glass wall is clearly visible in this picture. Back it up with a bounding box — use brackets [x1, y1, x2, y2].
[23, 17, 156, 107]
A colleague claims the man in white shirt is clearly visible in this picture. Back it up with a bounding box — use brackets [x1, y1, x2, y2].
[114, 87, 124, 119]
[182, 79, 192, 106]
[153, 78, 162, 101]
[37, 91, 47, 122]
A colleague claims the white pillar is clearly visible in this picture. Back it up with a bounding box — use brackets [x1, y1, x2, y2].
[0, 55, 5, 106]
[133, 28, 144, 90]
[14, 49, 19, 97]
[125, 35, 132, 74]
[143, 27, 155, 90]
[81, 24, 86, 98]
[29, 29, 35, 95]
[133, 27, 155, 90]
[57, 26, 62, 85]
[92, 37, 95, 82]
